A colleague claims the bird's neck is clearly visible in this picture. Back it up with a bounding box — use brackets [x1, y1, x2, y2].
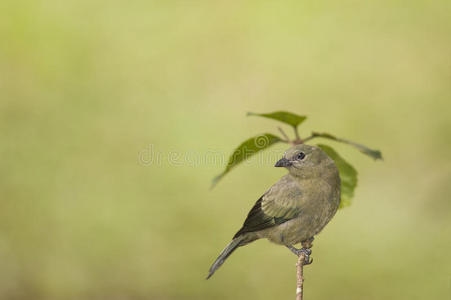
[290, 161, 339, 184]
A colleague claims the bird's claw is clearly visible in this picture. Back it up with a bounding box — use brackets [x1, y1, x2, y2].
[297, 248, 312, 265]
[287, 246, 313, 265]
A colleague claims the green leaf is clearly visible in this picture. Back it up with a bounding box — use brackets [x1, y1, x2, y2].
[317, 144, 358, 208]
[247, 111, 307, 128]
[212, 133, 282, 188]
[311, 132, 383, 160]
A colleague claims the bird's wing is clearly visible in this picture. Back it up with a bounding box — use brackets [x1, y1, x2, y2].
[234, 175, 305, 238]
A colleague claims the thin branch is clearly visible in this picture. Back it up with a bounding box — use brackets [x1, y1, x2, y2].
[296, 253, 306, 300]
[296, 239, 313, 300]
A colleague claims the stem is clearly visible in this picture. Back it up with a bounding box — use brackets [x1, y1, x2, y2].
[301, 135, 315, 143]
[296, 253, 305, 300]
[278, 127, 291, 143]
[293, 126, 303, 144]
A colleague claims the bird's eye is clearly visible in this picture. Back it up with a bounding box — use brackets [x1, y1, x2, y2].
[296, 152, 306, 160]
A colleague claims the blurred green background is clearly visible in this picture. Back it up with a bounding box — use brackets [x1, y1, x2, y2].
[1, 0, 450, 299]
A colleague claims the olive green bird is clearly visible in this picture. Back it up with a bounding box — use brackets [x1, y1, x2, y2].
[207, 144, 341, 279]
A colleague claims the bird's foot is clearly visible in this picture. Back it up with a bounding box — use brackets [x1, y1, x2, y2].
[286, 246, 313, 265]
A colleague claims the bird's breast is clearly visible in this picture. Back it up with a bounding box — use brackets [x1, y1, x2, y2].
[261, 178, 340, 246]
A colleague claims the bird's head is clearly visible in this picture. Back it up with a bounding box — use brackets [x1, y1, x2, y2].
[274, 144, 335, 178]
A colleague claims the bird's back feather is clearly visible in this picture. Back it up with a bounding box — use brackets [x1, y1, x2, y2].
[234, 174, 305, 238]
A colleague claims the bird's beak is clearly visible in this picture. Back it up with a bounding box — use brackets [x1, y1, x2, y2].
[274, 157, 292, 167]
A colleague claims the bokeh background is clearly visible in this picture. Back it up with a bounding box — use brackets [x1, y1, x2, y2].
[1, 0, 450, 299]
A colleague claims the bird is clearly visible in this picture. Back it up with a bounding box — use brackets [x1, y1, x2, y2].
[207, 144, 341, 279]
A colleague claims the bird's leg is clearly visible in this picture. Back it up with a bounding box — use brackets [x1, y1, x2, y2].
[286, 245, 313, 265]
[301, 237, 314, 249]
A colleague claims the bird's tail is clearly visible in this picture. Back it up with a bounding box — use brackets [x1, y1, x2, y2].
[207, 236, 244, 279]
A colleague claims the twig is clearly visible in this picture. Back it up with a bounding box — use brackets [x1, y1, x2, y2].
[296, 239, 313, 300]
[296, 253, 306, 300]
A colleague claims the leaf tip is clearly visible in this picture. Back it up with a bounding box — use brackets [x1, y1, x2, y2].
[374, 151, 383, 160]
[210, 174, 223, 190]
